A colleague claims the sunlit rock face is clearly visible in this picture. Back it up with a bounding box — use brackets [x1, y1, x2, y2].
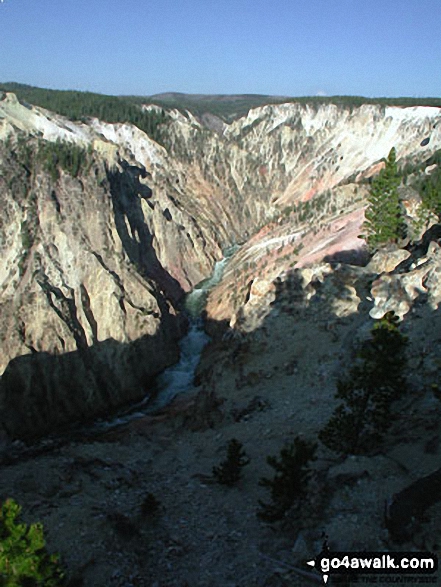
[0, 90, 440, 437]
[182, 102, 440, 327]
[0, 137, 185, 438]
[370, 241, 441, 320]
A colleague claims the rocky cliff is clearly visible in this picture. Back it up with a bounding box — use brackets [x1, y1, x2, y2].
[0, 90, 440, 438]
[0, 134, 183, 437]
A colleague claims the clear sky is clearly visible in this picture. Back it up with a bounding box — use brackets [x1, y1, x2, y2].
[1, 0, 440, 97]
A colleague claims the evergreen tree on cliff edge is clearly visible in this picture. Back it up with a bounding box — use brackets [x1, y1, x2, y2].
[362, 147, 406, 251]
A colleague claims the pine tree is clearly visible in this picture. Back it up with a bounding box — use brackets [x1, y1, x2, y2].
[212, 439, 250, 486]
[362, 147, 406, 251]
[0, 499, 65, 586]
[419, 166, 441, 222]
[140, 492, 162, 519]
[319, 312, 408, 455]
[257, 437, 317, 522]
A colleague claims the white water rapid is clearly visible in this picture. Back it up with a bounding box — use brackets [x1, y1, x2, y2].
[148, 247, 237, 411]
[91, 247, 237, 431]
[147, 247, 237, 412]
[0, 249, 238, 460]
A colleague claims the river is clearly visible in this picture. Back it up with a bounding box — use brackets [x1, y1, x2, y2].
[148, 248, 236, 410]
[0, 249, 236, 461]
[90, 247, 237, 431]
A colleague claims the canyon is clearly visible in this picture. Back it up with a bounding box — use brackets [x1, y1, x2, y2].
[0, 90, 440, 438]
[1, 89, 441, 585]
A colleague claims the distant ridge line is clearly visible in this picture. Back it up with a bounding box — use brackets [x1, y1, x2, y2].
[1, 82, 440, 124]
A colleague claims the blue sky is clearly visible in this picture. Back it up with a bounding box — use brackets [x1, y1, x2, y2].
[1, 0, 440, 97]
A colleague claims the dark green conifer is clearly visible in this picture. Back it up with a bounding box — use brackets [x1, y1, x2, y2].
[362, 147, 406, 251]
[257, 437, 317, 522]
[319, 312, 408, 455]
[0, 498, 65, 586]
[212, 438, 250, 486]
[418, 162, 441, 222]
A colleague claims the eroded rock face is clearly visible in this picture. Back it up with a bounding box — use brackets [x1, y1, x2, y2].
[0, 328, 180, 439]
[0, 139, 189, 437]
[366, 247, 411, 274]
[207, 227, 441, 336]
[370, 241, 441, 319]
[1, 91, 441, 438]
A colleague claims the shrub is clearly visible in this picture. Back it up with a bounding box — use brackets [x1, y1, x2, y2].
[319, 311, 408, 455]
[257, 437, 317, 522]
[0, 498, 65, 586]
[212, 439, 250, 486]
[140, 493, 162, 519]
[106, 512, 139, 540]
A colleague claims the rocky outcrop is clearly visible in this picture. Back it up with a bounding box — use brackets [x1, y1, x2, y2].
[386, 467, 441, 543]
[205, 224, 441, 336]
[205, 197, 369, 327]
[370, 241, 441, 319]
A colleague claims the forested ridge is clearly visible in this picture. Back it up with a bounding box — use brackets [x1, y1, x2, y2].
[2, 82, 441, 126]
[0, 82, 168, 145]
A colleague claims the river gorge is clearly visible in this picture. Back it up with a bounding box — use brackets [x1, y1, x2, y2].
[0, 90, 441, 440]
[2, 90, 441, 585]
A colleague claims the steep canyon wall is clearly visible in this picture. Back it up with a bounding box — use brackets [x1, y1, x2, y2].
[0, 91, 440, 437]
